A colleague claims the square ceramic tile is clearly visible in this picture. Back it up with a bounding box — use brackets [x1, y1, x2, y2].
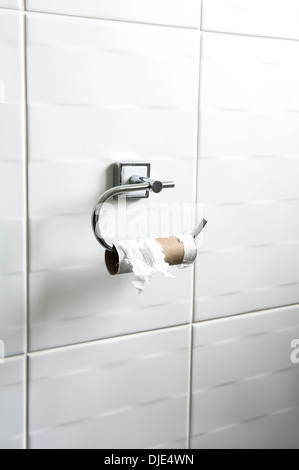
[27, 14, 199, 351]
[0, 356, 25, 449]
[195, 33, 299, 321]
[0, 11, 25, 356]
[26, 0, 201, 28]
[0, 0, 22, 9]
[191, 307, 299, 449]
[29, 326, 190, 449]
[202, 0, 299, 40]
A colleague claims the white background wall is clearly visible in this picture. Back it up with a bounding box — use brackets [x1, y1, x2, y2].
[0, 0, 299, 449]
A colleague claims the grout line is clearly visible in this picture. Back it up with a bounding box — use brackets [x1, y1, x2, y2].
[192, 302, 299, 326]
[202, 28, 299, 43]
[187, 30, 202, 451]
[3, 353, 27, 361]
[25, 355, 29, 449]
[186, 325, 194, 449]
[22, 5, 299, 43]
[27, 322, 191, 357]
[26, 9, 199, 31]
[192, 34, 203, 325]
[20, 299, 299, 358]
[3, 5, 298, 40]
[22, 5, 29, 450]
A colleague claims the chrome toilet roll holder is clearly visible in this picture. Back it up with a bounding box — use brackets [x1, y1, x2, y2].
[92, 162, 207, 252]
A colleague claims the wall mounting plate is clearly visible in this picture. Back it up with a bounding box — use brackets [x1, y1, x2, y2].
[113, 162, 151, 199]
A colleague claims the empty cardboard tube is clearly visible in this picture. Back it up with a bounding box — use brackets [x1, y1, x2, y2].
[105, 237, 185, 276]
[156, 237, 184, 266]
[105, 248, 121, 276]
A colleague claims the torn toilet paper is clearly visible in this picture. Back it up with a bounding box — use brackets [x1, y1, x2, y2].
[177, 232, 198, 268]
[106, 233, 197, 293]
[115, 238, 174, 293]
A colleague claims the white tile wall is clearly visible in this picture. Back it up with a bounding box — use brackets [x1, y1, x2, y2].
[202, 0, 299, 40]
[0, 0, 21, 10]
[29, 326, 190, 449]
[0, 10, 25, 356]
[27, 13, 199, 351]
[0, 357, 25, 449]
[26, 0, 201, 28]
[0, 0, 298, 451]
[195, 32, 299, 321]
[29, 267, 193, 353]
[191, 306, 299, 449]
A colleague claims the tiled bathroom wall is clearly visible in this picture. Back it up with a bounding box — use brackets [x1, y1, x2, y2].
[0, 0, 299, 450]
[195, 32, 299, 320]
[26, 11, 199, 352]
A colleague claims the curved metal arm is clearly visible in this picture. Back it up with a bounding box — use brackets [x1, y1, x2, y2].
[92, 181, 175, 251]
[92, 181, 207, 251]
